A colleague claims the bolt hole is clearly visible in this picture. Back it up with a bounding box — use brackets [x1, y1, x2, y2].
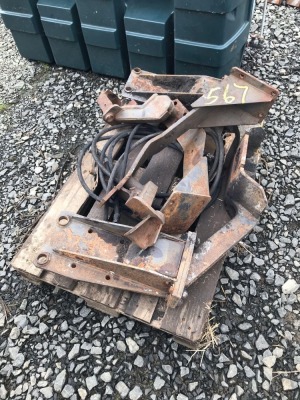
[70, 263, 76, 269]
[125, 86, 132, 93]
[133, 67, 141, 74]
[183, 113, 187, 116]
[37, 253, 49, 265]
[105, 275, 111, 280]
[240, 73, 245, 79]
[174, 101, 178, 105]
[88, 228, 93, 234]
[58, 215, 70, 226]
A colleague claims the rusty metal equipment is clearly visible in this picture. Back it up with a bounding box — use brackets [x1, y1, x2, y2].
[34, 67, 279, 309]
[268, 0, 300, 7]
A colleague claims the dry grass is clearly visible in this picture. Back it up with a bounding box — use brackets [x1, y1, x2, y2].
[236, 240, 255, 257]
[187, 309, 219, 365]
[273, 370, 300, 377]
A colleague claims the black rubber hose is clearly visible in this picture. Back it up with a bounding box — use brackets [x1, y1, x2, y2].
[209, 129, 224, 197]
[107, 131, 130, 172]
[97, 124, 162, 179]
[119, 124, 141, 182]
[100, 130, 130, 172]
[206, 130, 220, 182]
[78, 123, 184, 206]
[77, 124, 133, 202]
[77, 140, 104, 202]
[92, 127, 133, 190]
[106, 131, 160, 193]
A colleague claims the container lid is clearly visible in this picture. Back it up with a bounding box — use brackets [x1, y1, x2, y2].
[75, 0, 125, 29]
[126, 0, 173, 23]
[0, 0, 39, 16]
[175, 0, 245, 14]
[37, 0, 76, 21]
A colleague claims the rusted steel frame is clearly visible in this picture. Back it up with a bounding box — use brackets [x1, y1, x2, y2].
[123, 67, 279, 106]
[186, 133, 267, 286]
[98, 91, 175, 125]
[139, 146, 183, 209]
[97, 90, 123, 116]
[124, 68, 211, 104]
[162, 128, 210, 234]
[38, 251, 170, 297]
[125, 181, 165, 221]
[177, 128, 206, 176]
[286, 0, 300, 7]
[99, 68, 278, 207]
[125, 128, 210, 242]
[161, 158, 211, 234]
[192, 67, 278, 108]
[53, 249, 174, 293]
[34, 212, 199, 299]
[99, 111, 270, 208]
[186, 203, 257, 286]
[226, 134, 267, 218]
[167, 231, 196, 308]
[124, 181, 165, 249]
[268, 0, 300, 6]
[122, 127, 210, 242]
[66, 213, 182, 242]
[124, 215, 164, 250]
[34, 213, 188, 297]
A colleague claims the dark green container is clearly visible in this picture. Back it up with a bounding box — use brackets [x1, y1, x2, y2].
[124, 0, 174, 74]
[0, 0, 53, 63]
[75, 0, 129, 78]
[174, 0, 255, 77]
[37, 0, 90, 70]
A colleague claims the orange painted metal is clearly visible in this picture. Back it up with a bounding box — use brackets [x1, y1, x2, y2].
[268, 0, 299, 6]
[33, 68, 279, 307]
[98, 67, 278, 208]
[186, 133, 268, 286]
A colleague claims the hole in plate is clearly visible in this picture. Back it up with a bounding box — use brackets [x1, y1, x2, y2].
[37, 253, 49, 265]
[58, 215, 70, 226]
[70, 263, 76, 269]
[105, 275, 111, 280]
[88, 228, 93, 234]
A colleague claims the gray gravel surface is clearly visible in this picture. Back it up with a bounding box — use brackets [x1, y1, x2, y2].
[0, 2, 300, 399]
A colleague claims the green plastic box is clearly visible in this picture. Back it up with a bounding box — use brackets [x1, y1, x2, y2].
[174, 0, 255, 77]
[37, 0, 90, 70]
[0, 0, 53, 63]
[124, 0, 174, 74]
[75, 0, 129, 78]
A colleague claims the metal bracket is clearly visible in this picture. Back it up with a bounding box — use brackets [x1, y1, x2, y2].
[99, 67, 278, 208]
[98, 90, 175, 125]
[34, 213, 196, 306]
[124, 182, 165, 249]
[123, 67, 279, 109]
[186, 133, 268, 286]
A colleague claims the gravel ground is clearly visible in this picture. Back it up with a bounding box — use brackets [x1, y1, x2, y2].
[0, 2, 299, 399]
